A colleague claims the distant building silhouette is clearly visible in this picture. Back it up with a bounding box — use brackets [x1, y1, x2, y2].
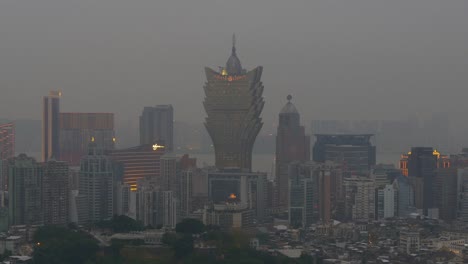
[313, 134, 376, 176]
[59, 113, 115, 166]
[0, 122, 15, 190]
[407, 147, 437, 216]
[8, 154, 43, 226]
[77, 143, 114, 224]
[139, 105, 174, 151]
[42, 90, 61, 162]
[42, 160, 69, 225]
[275, 95, 310, 208]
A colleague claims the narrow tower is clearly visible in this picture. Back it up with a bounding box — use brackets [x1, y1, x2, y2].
[42, 90, 61, 162]
[275, 95, 310, 208]
[203, 36, 264, 171]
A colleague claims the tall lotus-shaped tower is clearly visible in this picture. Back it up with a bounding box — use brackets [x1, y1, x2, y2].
[203, 35, 264, 171]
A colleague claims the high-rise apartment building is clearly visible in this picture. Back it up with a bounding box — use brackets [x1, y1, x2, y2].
[110, 144, 166, 191]
[161, 155, 178, 192]
[275, 95, 310, 208]
[135, 177, 179, 228]
[288, 161, 339, 225]
[42, 90, 61, 162]
[288, 163, 317, 228]
[42, 160, 69, 225]
[393, 174, 415, 218]
[313, 134, 376, 176]
[434, 167, 457, 221]
[139, 105, 174, 151]
[203, 36, 264, 171]
[77, 143, 114, 224]
[0, 123, 14, 161]
[376, 184, 397, 219]
[457, 168, 468, 223]
[0, 122, 15, 190]
[407, 147, 437, 215]
[343, 177, 375, 221]
[59, 113, 115, 166]
[8, 154, 43, 226]
[179, 169, 196, 219]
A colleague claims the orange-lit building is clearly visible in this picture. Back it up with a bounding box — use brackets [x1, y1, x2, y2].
[59, 113, 115, 166]
[400, 153, 409, 176]
[400, 149, 449, 177]
[42, 90, 61, 162]
[110, 144, 166, 191]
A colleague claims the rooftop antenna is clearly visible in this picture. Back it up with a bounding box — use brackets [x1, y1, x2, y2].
[232, 33, 236, 54]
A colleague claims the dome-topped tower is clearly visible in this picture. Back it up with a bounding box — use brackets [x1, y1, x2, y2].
[225, 34, 243, 75]
[275, 94, 310, 210]
[280, 94, 299, 114]
[203, 35, 264, 171]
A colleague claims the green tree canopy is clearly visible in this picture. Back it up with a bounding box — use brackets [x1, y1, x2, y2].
[96, 215, 144, 233]
[33, 226, 99, 264]
[175, 218, 205, 234]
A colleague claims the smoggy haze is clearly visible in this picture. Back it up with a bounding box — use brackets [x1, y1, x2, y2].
[0, 0, 467, 135]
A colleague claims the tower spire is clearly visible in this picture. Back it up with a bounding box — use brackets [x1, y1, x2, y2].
[232, 33, 236, 54]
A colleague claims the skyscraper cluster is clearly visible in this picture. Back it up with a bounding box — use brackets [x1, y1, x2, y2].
[3, 36, 468, 240]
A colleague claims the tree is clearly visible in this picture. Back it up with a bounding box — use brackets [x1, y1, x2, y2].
[175, 218, 205, 234]
[33, 226, 99, 264]
[96, 215, 144, 233]
[173, 234, 194, 259]
[161, 232, 178, 246]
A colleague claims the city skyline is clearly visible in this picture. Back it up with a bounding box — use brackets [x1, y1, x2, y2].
[0, 1, 467, 263]
[0, 1, 466, 132]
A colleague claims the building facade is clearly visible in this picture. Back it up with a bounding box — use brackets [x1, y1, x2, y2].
[407, 147, 437, 215]
[313, 134, 376, 177]
[203, 202, 254, 230]
[42, 90, 61, 162]
[343, 177, 375, 221]
[203, 36, 264, 171]
[42, 160, 69, 225]
[207, 169, 267, 221]
[139, 105, 174, 151]
[288, 161, 339, 225]
[275, 95, 310, 209]
[110, 144, 166, 191]
[0, 122, 14, 190]
[59, 113, 115, 166]
[77, 143, 114, 224]
[393, 174, 415, 218]
[376, 184, 397, 219]
[288, 163, 317, 228]
[8, 154, 43, 226]
[458, 168, 468, 223]
[434, 167, 457, 221]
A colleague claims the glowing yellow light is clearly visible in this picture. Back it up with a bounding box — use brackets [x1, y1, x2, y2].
[433, 149, 440, 158]
[408, 151, 411, 155]
[91, 136, 95, 142]
[229, 193, 237, 199]
[152, 144, 165, 151]
[221, 69, 228, 76]
[113, 137, 116, 142]
[36, 242, 41, 246]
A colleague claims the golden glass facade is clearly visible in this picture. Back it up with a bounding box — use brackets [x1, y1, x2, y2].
[203, 42, 264, 171]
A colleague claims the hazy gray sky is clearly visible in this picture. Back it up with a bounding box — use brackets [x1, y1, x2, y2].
[0, 0, 466, 134]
